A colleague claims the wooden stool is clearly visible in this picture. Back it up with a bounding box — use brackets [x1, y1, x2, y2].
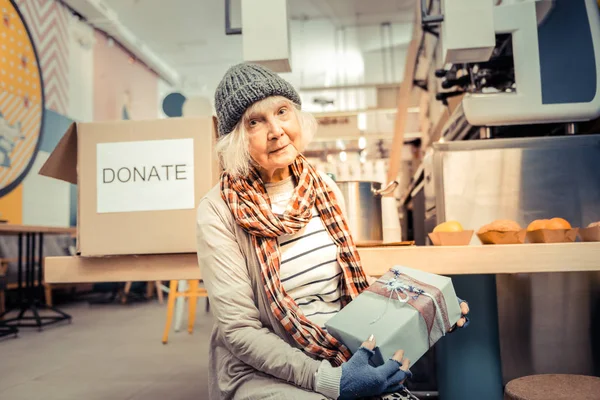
[162, 280, 209, 344]
[504, 374, 600, 400]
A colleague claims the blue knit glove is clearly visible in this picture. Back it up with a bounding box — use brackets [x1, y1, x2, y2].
[339, 347, 412, 400]
[449, 297, 470, 333]
[457, 297, 470, 328]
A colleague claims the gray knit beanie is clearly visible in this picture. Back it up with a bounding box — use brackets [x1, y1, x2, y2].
[214, 63, 302, 137]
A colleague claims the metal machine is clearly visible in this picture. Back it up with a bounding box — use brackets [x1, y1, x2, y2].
[425, 134, 600, 383]
[398, 1, 600, 398]
[425, 0, 600, 127]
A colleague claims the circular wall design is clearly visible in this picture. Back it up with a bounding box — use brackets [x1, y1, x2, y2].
[0, 0, 44, 197]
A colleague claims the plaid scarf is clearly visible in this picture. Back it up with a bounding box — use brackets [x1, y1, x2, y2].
[220, 154, 370, 366]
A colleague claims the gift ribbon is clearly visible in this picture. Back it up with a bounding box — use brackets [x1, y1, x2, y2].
[368, 268, 450, 345]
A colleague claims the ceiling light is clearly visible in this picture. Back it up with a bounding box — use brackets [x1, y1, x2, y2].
[358, 136, 367, 150]
[339, 151, 347, 162]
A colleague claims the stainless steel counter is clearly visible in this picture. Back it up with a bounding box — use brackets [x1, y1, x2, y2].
[426, 133, 600, 383]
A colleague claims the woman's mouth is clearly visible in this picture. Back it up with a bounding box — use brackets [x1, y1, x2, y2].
[270, 144, 289, 154]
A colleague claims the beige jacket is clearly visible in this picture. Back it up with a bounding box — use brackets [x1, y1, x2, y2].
[195, 173, 346, 400]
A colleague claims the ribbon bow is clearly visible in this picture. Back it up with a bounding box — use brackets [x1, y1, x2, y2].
[370, 268, 425, 324]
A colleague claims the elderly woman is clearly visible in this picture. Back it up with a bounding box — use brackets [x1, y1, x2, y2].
[196, 63, 469, 400]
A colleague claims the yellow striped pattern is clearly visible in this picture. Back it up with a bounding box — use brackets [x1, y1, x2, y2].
[0, 0, 43, 193]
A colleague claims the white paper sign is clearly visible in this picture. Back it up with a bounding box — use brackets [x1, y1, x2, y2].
[96, 139, 195, 213]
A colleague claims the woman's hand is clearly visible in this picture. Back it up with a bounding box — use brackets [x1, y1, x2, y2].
[449, 298, 470, 332]
[338, 335, 412, 400]
[457, 300, 470, 328]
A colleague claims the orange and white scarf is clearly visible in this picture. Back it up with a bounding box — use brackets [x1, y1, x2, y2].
[221, 154, 370, 366]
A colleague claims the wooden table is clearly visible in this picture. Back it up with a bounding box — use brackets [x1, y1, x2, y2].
[0, 224, 77, 235]
[43, 242, 600, 400]
[0, 224, 75, 332]
[44, 242, 600, 283]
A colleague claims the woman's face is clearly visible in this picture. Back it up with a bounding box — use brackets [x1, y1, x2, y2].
[245, 98, 303, 180]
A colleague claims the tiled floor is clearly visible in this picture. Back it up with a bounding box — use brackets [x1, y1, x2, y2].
[0, 298, 212, 400]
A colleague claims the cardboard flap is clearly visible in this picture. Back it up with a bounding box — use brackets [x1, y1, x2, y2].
[39, 123, 78, 185]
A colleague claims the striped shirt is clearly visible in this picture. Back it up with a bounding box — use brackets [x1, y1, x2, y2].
[265, 176, 342, 328]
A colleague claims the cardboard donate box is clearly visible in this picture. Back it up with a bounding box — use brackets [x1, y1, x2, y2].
[39, 117, 220, 257]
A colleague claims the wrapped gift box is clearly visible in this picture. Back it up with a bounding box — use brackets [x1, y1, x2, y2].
[325, 266, 462, 366]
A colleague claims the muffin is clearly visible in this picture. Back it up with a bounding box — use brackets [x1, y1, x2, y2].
[527, 217, 571, 231]
[527, 219, 548, 231]
[477, 219, 525, 245]
[478, 219, 522, 234]
[579, 221, 600, 242]
[526, 217, 577, 243]
[433, 220, 464, 233]
[429, 220, 473, 246]
[546, 217, 571, 230]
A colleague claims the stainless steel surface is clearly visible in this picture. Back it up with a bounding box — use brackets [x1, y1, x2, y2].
[336, 180, 398, 244]
[410, 180, 428, 247]
[421, 152, 438, 246]
[422, 149, 436, 220]
[429, 134, 600, 383]
[400, 163, 425, 206]
[433, 133, 600, 151]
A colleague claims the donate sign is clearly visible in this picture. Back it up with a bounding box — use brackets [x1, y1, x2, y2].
[96, 139, 195, 213]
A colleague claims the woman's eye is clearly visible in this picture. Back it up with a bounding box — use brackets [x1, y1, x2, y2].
[249, 120, 258, 127]
[278, 107, 287, 115]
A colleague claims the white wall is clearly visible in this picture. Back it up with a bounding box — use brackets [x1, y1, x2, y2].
[67, 15, 95, 122]
[22, 152, 71, 227]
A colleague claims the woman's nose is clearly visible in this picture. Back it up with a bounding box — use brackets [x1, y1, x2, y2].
[267, 119, 284, 138]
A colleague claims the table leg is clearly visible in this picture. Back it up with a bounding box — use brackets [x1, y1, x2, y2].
[435, 274, 504, 400]
[0, 234, 23, 335]
[1, 232, 71, 329]
[29, 233, 43, 329]
[17, 233, 22, 306]
[38, 233, 44, 301]
[27, 233, 34, 308]
[36, 233, 72, 323]
[16, 234, 29, 320]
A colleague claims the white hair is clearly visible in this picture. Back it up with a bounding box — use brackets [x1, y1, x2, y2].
[214, 96, 317, 177]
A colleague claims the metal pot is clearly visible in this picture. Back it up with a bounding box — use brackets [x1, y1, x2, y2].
[335, 180, 399, 244]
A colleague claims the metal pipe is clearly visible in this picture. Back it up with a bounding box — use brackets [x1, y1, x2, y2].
[388, 23, 396, 82]
[334, 27, 341, 109]
[343, 27, 349, 109]
[380, 23, 388, 83]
